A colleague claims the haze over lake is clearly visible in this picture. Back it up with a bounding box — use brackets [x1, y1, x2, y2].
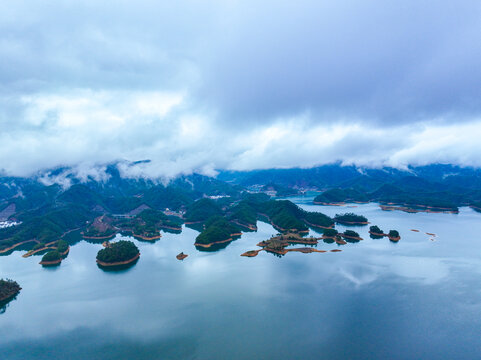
[2, 197, 481, 360]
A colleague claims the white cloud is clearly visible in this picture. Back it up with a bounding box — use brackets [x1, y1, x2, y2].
[1, 1, 481, 178]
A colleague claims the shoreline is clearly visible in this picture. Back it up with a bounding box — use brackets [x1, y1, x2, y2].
[39, 258, 62, 266]
[285, 239, 319, 245]
[341, 234, 363, 241]
[194, 237, 233, 248]
[0, 289, 21, 303]
[160, 225, 182, 232]
[335, 220, 369, 225]
[38, 245, 70, 266]
[0, 239, 39, 254]
[82, 233, 117, 240]
[96, 252, 140, 267]
[303, 220, 334, 229]
[60, 246, 70, 257]
[258, 213, 309, 234]
[231, 220, 257, 231]
[369, 231, 386, 237]
[241, 249, 264, 257]
[132, 233, 162, 241]
[313, 201, 346, 206]
[176, 253, 188, 260]
[313, 201, 369, 206]
[380, 204, 458, 214]
[22, 243, 58, 258]
[194, 231, 243, 248]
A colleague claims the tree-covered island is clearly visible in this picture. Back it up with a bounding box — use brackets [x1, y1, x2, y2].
[322, 228, 339, 238]
[369, 225, 385, 239]
[96, 240, 140, 268]
[0, 279, 21, 304]
[334, 213, 369, 225]
[388, 230, 401, 242]
[341, 230, 362, 241]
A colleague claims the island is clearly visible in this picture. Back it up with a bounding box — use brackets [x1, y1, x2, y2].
[0, 279, 21, 304]
[303, 211, 334, 229]
[388, 230, 401, 242]
[242, 232, 326, 257]
[369, 225, 385, 239]
[322, 228, 339, 239]
[176, 252, 188, 260]
[341, 230, 362, 242]
[96, 240, 140, 268]
[334, 212, 369, 225]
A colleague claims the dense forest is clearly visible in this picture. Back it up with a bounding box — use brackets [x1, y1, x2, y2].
[334, 213, 368, 224]
[314, 188, 368, 204]
[96, 241, 139, 264]
[41, 250, 61, 263]
[342, 230, 361, 241]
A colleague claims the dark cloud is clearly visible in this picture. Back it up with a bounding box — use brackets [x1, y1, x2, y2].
[196, 1, 481, 125]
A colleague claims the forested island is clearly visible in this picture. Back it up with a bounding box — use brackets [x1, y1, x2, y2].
[369, 225, 385, 239]
[96, 240, 140, 268]
[334, 213, 369, 225]
[388, 230, 401, 241]
[0, 279, 21, 304]
[342, 230, 362, 241]
[322, 228, 339, 238]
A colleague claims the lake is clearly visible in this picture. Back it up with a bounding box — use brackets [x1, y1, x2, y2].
[1, 197, 481, 359]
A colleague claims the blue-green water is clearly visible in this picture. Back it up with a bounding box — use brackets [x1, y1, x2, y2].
[1, 197, 481, 359]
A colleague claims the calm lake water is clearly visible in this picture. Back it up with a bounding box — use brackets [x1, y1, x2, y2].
[2, 197, 481, 359]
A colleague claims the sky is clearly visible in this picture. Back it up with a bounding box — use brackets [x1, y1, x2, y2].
[1, 0, 481, 179]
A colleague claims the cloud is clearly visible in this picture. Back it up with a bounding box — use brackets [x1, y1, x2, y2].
[1, 1, 481, 178]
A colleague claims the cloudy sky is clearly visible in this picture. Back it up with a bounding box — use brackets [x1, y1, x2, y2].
[1, 1, 481, 178]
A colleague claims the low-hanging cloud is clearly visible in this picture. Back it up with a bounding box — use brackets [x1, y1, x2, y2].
[1, 0, 481, 179]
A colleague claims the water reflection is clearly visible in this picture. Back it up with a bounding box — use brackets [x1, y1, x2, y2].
[0, 296, 18, 315]
[96, 257, 140, 272]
